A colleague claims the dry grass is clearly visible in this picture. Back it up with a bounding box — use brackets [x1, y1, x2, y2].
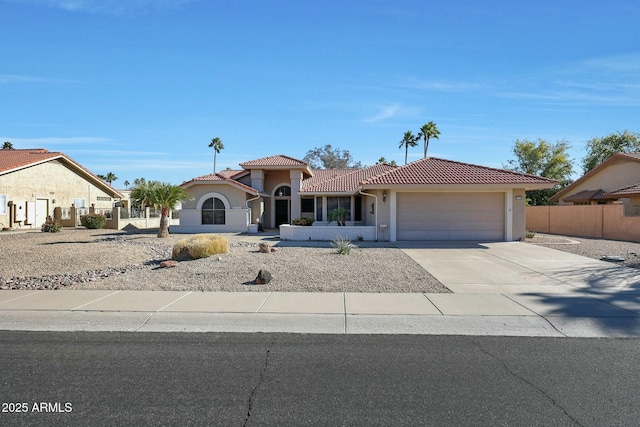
[172, 234, 229, 260]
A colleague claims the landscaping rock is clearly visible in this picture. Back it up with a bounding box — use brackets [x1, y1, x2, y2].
[159, 260, 178, 268]
[255, 269, 272, 284]
[258, 243, 277, 253]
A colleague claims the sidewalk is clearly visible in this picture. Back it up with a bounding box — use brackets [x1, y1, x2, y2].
[2, 289, 640, 337]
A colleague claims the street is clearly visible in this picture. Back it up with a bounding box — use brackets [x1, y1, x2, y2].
[1, 331, 639, 426]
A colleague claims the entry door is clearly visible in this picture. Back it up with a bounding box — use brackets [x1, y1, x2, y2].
[35, 199, 48, 227]
[275, 199, 290, 227]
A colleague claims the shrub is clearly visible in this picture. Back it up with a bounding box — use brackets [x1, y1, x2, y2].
[331, 235, 355, 255]
[292, 217, 314, 226]
[172, 234, 229, 261]
[41, 217, 63, 233]
[80, 213, 107, 229]
[525, 230, 536, 239]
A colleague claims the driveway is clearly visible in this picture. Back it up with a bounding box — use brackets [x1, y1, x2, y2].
[396, 241, 640, 327]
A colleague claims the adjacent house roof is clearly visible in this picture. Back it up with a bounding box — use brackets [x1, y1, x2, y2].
[563, 189, 614, 203]
[605, 184, 640, 198]
[550, 152, 640, 202]
[0, 148, 123, 198]
[360, 157, 557, 188]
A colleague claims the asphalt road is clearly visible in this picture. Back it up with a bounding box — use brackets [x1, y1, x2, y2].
[1, 332, 639, 426]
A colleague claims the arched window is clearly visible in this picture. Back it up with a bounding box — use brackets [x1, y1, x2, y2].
[202, 197, 226, 224]
[274, 185, 291, 197]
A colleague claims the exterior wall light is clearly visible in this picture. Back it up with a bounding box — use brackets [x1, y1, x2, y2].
[383, 190, 387, 203]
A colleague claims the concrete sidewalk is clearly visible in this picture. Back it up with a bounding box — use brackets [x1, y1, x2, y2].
[2, 240, 640, 337]
[2, 288, 640, 337]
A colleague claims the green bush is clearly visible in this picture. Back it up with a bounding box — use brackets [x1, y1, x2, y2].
[331, 235, 355, 255]
[41, 217, 63, 233]
[172, 234, 229, 261]
[80, 214, 107, 229]
[291, 217, 314, 226]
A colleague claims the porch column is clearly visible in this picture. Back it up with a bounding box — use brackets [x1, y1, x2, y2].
[251, 170, 264, 192]
[290, 170, 302, 221]
[389, 190, 397, 242]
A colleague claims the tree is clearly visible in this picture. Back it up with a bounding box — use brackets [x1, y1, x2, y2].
[130, 181, 192, 238]
[96, 174, 106, 181]
[582, 130, 640, 173]
[104, 172, 118, 184]
[303, 144, 362, 169]
[505, 138, 574, 206]
[123, 180, 130, 189]
[2, 141, 14, 149]
[208, 137, 224, 173]
[417, 121, 440, 158]
[377, 157, 397, 166]
[398, 131, 419, 165]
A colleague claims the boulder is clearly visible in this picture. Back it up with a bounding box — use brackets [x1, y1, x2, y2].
[255, 269, 272, 285]
[258, 243, 278, 253]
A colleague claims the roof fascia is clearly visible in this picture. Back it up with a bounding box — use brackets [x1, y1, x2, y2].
[181, 178, 260, 196]
[360, 183, 556, 191]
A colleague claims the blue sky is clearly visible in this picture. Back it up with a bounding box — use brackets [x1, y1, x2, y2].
[2, 0, 639, 188]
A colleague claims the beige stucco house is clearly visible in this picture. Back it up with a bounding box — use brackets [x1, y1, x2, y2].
[0, 149, 122, 229]
[550, 152, 640, 215]
[175, 154, 556, 241]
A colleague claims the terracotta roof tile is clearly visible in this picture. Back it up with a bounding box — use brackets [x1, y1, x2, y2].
[563, 189, 614, 202]
[0, 148, 123, 198]
[181, 172, 260, 195]
[361, 157, 557, 186]
[240, 155, 309, 167]
[300, 164, 397, 193]
[605, 183, 640, 197]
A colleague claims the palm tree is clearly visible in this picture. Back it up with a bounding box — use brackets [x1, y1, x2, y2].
[2, 141, 14, 149]
[105, 172, 118, 184]
[399, 131, 419, 165]
[417, 121, 441, 158]
[130, 181, 192, 238]
[208, 137, 224, 173]
[123, 180, 130, 189]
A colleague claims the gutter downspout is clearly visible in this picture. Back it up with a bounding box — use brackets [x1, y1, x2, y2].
[358, 188, 378, 241]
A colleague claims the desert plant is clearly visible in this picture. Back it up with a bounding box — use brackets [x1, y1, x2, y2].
[328, 207, 348, 226]
[172, 234, 229, 261]
[41, 217, 63, 233]
[80, 213, 107, 229]
[292, 217, 314, 226]
[331, 235, 355, 255]
[525, 230, 536, 239]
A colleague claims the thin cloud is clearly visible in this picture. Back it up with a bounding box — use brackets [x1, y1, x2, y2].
[0, 74, 79, 85]
[2, 136, 111, 146]
[363, 103, 402, 123]
[9, 0, 199, 15]
[399, 77, 484, 92]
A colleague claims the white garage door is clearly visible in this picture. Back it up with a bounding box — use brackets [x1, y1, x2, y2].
[396, 192, 505, 241]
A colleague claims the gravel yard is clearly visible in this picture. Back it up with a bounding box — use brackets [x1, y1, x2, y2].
[0, 229, 449, 293]
[525, 233, 640, 269]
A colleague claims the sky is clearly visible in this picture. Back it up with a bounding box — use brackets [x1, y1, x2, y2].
[2, 0, 639, 188]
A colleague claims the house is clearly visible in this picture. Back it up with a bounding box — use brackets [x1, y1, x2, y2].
[0, 148, 122, 229]
[174, 154, 556, 241]
[550, 152, 640, 215]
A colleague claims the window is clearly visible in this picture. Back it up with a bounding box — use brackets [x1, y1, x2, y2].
[327, 196, 351, 221]
[316, 197, 323, 221]
[202, 197, 226, 224]
[275, 185, 291, 197]
[354, 196, 362, 221]
[301, 198, 314, 214]
[0, 195, 5, 215]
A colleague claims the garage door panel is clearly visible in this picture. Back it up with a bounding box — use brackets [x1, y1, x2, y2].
[396, 192, 504, 241]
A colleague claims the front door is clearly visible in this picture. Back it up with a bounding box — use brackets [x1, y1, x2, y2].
[35, 199, 48, 227]
[275, 199, 290, 227]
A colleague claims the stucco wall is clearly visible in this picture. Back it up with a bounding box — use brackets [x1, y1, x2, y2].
[280, 224, 376, 241]
[512, 189, 527, 241]
[0, 160, 114, 228]
[526, 204, 640, 242]
[181, 184, 249, 210]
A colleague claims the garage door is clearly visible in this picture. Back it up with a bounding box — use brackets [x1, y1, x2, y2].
[396, 192, 504, 241]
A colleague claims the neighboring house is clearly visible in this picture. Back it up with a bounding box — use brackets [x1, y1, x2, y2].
[0, 148, 123, 229]
[550, 152, 640, 215]
[175, 154, 556, 241]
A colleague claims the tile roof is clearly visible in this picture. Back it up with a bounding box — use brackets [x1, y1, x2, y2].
[181, 172, 261, 195]
[0, 148, 123, 197]
[300, 164, 397, 193]
[563, 189, 614, 202]
[605, 183, 640, 197]
[360, 157, 557, 186]
[0, 148, 60, 173]
[239, 155, 309, 167]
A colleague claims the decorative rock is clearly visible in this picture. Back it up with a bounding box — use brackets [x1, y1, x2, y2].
[160, 260, 178, 268]
[258, 243, 277, 253]
[255, 269, 272, 284]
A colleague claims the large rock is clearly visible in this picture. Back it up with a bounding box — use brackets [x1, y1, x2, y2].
[255, 269, 272, 284]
